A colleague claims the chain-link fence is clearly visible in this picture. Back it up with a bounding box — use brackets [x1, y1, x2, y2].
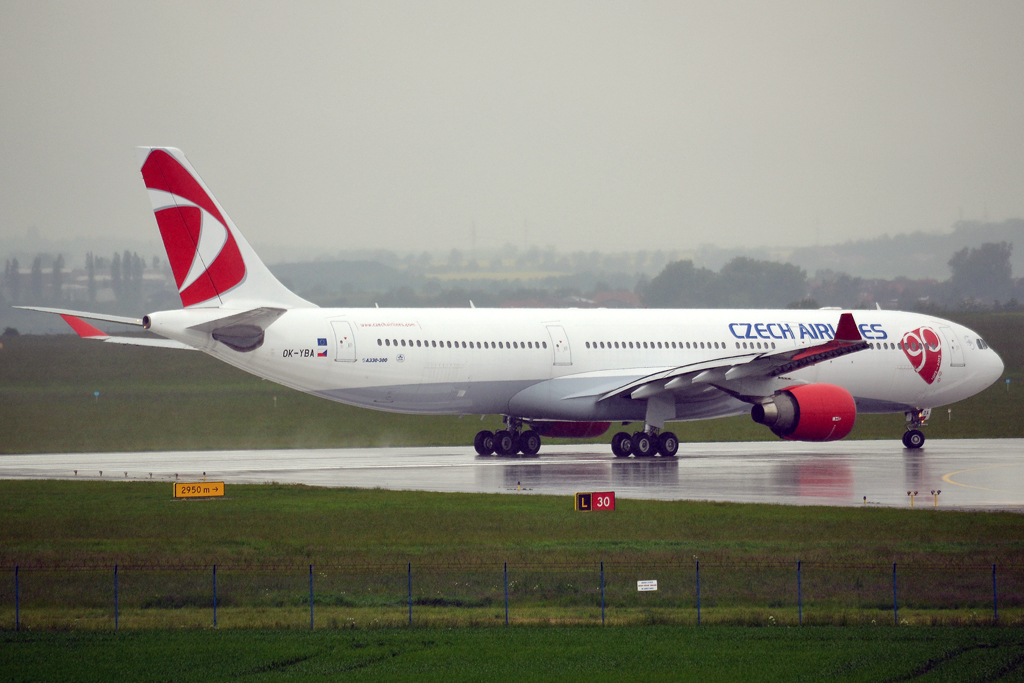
[2, 561, 1019, 630]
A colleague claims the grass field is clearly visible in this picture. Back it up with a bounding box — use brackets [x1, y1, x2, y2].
[4, 481, 1023, 566]
[1, 482, 1021, 630]
[3, 627, 1024, 682]
[0, 311, 1021, 454]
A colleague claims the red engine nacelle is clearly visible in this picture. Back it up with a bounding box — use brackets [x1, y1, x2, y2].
[531, 421, 611, 439]
[750, 383, 856, 442]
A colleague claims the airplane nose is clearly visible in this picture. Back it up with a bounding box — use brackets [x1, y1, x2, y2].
[991, 349, 1005, 382]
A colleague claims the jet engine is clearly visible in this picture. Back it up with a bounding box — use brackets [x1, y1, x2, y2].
[531, 421, 611, 439]
[750, 384, 856, 442]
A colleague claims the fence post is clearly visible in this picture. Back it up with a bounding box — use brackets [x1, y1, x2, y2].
[797, 560, 802, 626]
[309, 564, 314, 631]
[114, 564, 119, 631]
[504, 562, 509, 626]
[407, 563, 412, 627]
[892, 563, 897, 626]
[600, 561, 605, 626]
[14, 566, 19, 632]
[213, 564, 217, 628]
[696, 560, 701, 626]
[993, 564, 998, 623]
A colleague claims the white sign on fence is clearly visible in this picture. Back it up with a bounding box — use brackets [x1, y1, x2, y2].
[637, 580, 658, 592]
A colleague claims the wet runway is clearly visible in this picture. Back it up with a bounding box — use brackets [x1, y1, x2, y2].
[1, 439, 1022, 511]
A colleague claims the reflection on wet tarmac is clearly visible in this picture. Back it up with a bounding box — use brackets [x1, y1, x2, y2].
[1, 439, 1021, 511]
[772, 461, 853, 500]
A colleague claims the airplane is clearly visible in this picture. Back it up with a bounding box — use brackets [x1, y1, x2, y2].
[19, 147, 1005, 457]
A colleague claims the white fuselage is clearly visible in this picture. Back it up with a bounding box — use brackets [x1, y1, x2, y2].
[146, 307, 1004, 424]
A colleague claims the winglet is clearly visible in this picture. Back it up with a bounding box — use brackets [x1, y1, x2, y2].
[833, 313, 862, 342]
[60, 315, 109, 339]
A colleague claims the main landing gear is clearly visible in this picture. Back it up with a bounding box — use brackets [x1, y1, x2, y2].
[474, 417, 542, 456]
[611, 428, 678, 458]
[902, 408, 931, 449]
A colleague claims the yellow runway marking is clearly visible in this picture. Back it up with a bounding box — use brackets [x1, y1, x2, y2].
[942, 463, 1024, 494]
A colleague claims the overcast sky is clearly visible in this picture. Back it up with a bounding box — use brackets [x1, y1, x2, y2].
[2, 1, 1023, 256]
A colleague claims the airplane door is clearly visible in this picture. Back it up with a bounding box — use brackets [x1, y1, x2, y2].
[546, 325, 572, 366]
[331, 321, 357, 362]
[939, 326, 965, 367]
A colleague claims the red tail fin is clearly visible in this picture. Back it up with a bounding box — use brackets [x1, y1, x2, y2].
[136, 147, 313, 309]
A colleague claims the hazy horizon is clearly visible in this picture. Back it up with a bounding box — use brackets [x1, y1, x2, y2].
[3, 2, 1023, 254]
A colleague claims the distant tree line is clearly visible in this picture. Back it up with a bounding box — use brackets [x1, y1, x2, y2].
[639, 258, 807, 309]
[637, 242, 1023, 311]
[2, 250, 152, 307]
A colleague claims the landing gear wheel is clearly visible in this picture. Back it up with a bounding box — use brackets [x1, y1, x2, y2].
[632, 432, 654, 457]
[657, 432, 679, 457]
[611, 432, 632, 457]
[903, 429, 925, 449]
[474, 430, 495, 455]
[520, 430, 542, 456]
[494, 430, 519, 456]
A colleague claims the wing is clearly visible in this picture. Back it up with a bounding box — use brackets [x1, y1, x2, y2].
[15, 306, 194, 350]
[598, 312, 868, 404]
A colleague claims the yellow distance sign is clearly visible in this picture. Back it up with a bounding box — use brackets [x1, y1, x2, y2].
[174, 482, 225, 498]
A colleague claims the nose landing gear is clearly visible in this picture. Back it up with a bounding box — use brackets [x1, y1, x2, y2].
[902, 409, 930, 449]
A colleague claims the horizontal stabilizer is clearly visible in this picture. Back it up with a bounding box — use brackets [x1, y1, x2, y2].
[22, 308, 194, 350]
[14, 306, 143, 327]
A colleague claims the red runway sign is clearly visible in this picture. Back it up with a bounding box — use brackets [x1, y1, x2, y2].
[575, 491, 615, 511]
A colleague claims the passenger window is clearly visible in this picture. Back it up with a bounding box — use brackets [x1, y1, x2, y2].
[377, 339, 382, 346]
[385, 339, 391, 346]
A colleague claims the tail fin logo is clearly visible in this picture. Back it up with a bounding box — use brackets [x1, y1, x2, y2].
[140, 150, 246, 307]
[901, 327, 942, 384]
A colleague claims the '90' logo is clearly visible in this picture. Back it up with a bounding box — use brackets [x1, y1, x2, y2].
[901, 327, 942, 384]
